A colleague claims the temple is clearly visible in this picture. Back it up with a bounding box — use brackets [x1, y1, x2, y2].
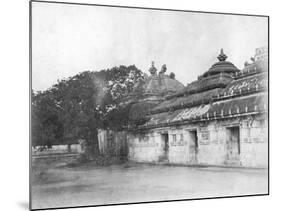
[98, 47, 268, 168]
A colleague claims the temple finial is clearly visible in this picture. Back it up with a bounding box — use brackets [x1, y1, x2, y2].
[217, 48, 227, 61]
[148, 61, 157, 75]
[159, 64, 167, 74]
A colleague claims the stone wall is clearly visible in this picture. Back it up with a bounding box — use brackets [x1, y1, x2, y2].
[240, 118, 268, 167]
[127, 114, 268, 168]
[32, 144, 82, 154]
[168, 129, 189, 164]
[128, 132, 164, 162]
[196, 124, 227, 165]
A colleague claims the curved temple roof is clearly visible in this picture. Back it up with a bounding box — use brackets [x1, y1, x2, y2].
[133, 48, 268, 129]
[203, 49, 240, 77]
[129, 62, 185, 99]
[120, 48, 268, 130]
[121, 62, 185, 123]
[141, 93, 267, 129]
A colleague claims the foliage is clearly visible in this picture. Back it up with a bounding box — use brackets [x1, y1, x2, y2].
[32, 90, 64, 147]
[32, 65, 144, 150]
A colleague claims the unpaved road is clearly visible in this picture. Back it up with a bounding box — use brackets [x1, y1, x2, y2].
[31, 156, 268, 210]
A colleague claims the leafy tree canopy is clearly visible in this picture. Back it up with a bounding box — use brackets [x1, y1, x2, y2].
[32, 65, 144, 149]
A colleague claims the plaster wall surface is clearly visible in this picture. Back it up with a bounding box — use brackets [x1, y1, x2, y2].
[128, 133, 163, 162]
[127, 115, 268, 168]
[168, 129, 189, 164]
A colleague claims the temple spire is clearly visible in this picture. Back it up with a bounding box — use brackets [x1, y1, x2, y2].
[217, 48, 228, 61]
[148, 61, 157, 75]
[159, 64, 167, 74]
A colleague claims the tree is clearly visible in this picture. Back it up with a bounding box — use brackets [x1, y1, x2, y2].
[31, 90, 63, 148]
[50, 71, 102, 154]
[97, 65, 144, 129]
[31, 65, 144, 156]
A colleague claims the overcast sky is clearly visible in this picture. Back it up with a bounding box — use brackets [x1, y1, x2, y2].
[32, 2, 268, 91]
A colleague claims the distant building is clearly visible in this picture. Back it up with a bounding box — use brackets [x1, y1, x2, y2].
[98, 47, 268, 168]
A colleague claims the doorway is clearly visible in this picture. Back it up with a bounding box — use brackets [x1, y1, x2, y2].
[160, 133, 169, 161]
[188, 130, 198, 163]
[226, 126, 240, 163]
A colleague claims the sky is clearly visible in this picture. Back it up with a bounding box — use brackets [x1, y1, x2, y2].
[32, 2, 268, 91]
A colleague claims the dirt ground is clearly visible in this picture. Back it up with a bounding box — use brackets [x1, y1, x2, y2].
[31, 155, 268, 210]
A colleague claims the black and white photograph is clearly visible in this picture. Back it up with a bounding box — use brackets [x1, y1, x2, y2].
[30, 1, 269, 210]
